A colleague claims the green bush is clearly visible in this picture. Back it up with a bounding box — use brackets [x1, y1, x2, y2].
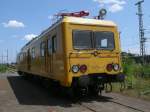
[142, 65, 150, 78]
[122, 57, 135, 85]
[122, 56, 150, 92]
[0, 65, 8, 73]
[113, 55, 150, 99]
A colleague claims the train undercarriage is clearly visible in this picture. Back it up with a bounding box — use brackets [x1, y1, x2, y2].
[69, 74, 126, 97]
[18, 71, 125, 97]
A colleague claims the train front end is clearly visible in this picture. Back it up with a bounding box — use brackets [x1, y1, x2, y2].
[63, 17, 124, 95]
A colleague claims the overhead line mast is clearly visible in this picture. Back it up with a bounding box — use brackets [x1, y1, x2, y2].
[135, 0, 146, 63]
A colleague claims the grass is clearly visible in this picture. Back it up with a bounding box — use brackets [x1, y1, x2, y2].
[112, 78, 150, 101]
[112, 56, 150, 101]
[0, 64, 8, 73]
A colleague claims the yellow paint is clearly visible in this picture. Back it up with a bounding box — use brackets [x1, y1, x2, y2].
[17, 17, 122, 87]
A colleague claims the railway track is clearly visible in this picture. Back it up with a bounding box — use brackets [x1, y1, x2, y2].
[20, 74, 148, 112]
[77, 102, 99, 112]
[74, 101, 145, 112]
[72, 96, 146, 112]
[110, 100, 145, 112]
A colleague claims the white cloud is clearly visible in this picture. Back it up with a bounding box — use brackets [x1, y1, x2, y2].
[108, 3, 123, 13]
[94, 0, 126, 5]
[93, 0, 126, 13]
[24, 34, 37, 41]
[2, 20, 25, 28]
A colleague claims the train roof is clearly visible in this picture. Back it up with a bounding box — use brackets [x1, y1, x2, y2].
[21, 17, 117, 51]
[62, 16, 117, 27]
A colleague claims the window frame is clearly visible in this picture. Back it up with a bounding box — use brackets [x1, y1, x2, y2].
[72, 30, 93, 50]
[52, 35, 57, 53]
[40, 41, 46, 57]
[19, 52, 24, 62]
[72, 30, 115, 51]
[31, 47, 36, 59]
[94, 31, 115, 50]
[48, 38, 52, 55]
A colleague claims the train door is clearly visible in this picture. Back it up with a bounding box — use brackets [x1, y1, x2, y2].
[27, 49, 31, 71]
[52, 35, 57, 74]
[40, 41, 47, 73]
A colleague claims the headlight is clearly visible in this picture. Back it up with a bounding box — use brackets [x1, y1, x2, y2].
[113, 64, 120, 71]
[72, 65, 79, 73]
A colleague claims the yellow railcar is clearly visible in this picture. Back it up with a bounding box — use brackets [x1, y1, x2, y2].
[17, 16, 123, 95]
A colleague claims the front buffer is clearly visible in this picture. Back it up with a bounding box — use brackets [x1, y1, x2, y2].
[71, 73, 125, 96]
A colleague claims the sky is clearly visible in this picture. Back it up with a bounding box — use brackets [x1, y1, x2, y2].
[0, 0, 150, 63]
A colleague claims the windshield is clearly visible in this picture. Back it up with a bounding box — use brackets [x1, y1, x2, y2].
[95, 32, 115, 50]
[73, 30, 115, 50]
[73, 30, 92, 49]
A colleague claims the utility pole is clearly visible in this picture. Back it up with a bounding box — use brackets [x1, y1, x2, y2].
[135, 0, 146, 64]
[0, 49, 9, 65]
[2, 53, 3, 65]
[7, 49, 8, 65]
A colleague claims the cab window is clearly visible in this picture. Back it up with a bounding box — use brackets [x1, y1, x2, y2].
[73, 30, 92, 49]
[94, 32, 115, 50]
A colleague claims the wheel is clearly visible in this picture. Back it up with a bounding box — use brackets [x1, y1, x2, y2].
[105, 83, 112, 93]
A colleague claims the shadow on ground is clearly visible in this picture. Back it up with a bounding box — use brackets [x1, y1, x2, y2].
[7, 76, 113, 107]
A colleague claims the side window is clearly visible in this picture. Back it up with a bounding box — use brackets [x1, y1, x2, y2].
[18, 54, 21, 62]
[40, 42, 46, 57]
[19, 53, 23, 62]
[48, 38, 52, 54]
[31, 47, 35, 59]
[23, 52, 26, 60]
[52, 36, 57, 53]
